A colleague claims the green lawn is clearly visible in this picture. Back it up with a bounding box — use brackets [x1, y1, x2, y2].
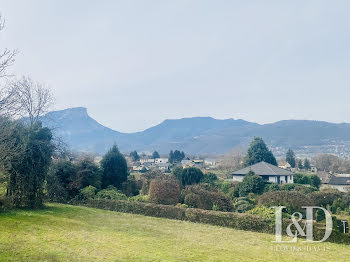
[0, 204, 349, 261]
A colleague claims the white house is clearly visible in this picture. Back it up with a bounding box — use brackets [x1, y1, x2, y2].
[232, 161, 294, 184]
[204, 158, 217, 167]
[155, 158, 168, 164]
[140, 159, 155, 165]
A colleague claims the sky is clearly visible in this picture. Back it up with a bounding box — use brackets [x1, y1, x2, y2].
[1, 0, 350, 132]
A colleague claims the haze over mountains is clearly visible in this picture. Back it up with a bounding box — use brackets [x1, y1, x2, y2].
[42, 107, 350, 157]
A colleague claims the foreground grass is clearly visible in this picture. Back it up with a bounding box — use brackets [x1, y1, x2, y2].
[0, 204, 349, 261]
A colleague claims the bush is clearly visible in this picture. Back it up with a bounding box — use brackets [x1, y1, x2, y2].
[140, 169, 163, 194]
[184, 193, 201, 208]
[149, 177, 180, 205]
[248, 206, 276, 222]
[237, 171, 265, 196]
[181, 185, 233, 212]
[79, 186, 97, 200]
[95, 186, 127, 200]
[128, 194, 149, 202]
[121, 175, 139, 196]
[264, 183, 279, 192]
[279, 184, 296, 191]
[310, 190, 343, 208]
[233, 197, 255, 213]
[201, 173, 218, 184]
[258, 191, 314, 214]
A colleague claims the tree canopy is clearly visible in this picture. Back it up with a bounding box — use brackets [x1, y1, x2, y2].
[286, 149, 296, 168]
[181, 167, 203, 186]
[152, 151, 160, 159]
[169, 150, 185, 163]
[101, 145, 128, 189]
[129, 150, 140, 161]
[243, 137, 277, 167]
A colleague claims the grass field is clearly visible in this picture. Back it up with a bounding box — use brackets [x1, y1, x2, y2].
[0, 204, 349, 261]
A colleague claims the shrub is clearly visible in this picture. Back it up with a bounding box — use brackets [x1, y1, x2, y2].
[140, 169, 163, 194]
[248, 206, 276, 222]
[95, 186, 127, 200]
[181, 167, 204, 186]
[218, 180, 234, 194]
[233, 197, 255, 213]
[79, 186, 97, 200]
[182, 185, 233, 212]
[310, 190, 343, 208]
[149, 177, 180, 205]
[279, 184, 296, 191]
[201, 173, 218, 184]
[128, 194, 149, 202]
[258, 191, 314, 214]
[264, 183, 279, 192]
[237, 171, 265, 196]
[121, 175, 139, 196]
[184, 193, 201, 208]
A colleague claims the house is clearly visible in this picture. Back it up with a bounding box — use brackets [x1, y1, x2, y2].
[140, 159, 155, 165]
[278, 161, 291, 170]
[310, 165, 317, 173]
[157, 163, 170, 172]
[317, 171, 333, 184]
[193, 159, 204, 167]
[155, 158, 168, 164]
[204, 158, 217, 167]
[181, 160, 195, 168]
[324, 176, 350, 192]
[232, 161, 294, 184]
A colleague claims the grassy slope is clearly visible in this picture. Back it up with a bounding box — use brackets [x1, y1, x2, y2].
[0, 204, 349, 262]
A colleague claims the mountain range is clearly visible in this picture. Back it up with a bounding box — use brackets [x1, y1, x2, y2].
[42, 107, 350, 157]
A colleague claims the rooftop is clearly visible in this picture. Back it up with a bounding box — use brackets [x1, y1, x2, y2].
[232, 161, 294, 176]
[329, 176, 350, 185]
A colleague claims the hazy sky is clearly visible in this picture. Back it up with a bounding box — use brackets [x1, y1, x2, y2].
[1, 1, 350, 132]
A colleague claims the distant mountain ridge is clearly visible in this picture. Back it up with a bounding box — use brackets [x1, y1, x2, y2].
[42, 107, 350, 157]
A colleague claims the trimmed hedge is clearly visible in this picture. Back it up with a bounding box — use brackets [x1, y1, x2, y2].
[73, 199, 350, 245]
[81, 199, 273, 233]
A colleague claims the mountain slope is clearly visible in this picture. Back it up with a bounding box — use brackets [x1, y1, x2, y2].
[41, 107, 350, 156]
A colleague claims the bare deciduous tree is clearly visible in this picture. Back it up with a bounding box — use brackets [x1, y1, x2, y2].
[0, 15, 17, 79]
[13, 76, 53, 125]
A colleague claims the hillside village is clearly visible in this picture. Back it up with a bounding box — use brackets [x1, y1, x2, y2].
[123, 147, 350, 193]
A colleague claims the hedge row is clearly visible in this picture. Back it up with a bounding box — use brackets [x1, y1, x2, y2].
[80, 199, 273, 233]
[74, 199, 350, 244]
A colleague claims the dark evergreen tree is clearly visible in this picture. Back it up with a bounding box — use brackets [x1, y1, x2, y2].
[101, 145, 128, 189]
[152, 151, 160, 159]
[243, 137, 277, 167]
[304, 158, 311, 170]
[181, 167, 203, 186]
[298, 159, 303, 170]
[169, 150, 185, 163]
[129, 150, 140, 161]
[286, 149, 296, 168]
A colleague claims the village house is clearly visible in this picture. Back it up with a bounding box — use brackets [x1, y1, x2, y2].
[278, 161, 291, 170]
[232, 161, 294, 184]
[323, 175, 350, 192]
[156, 163, 170, 172]
[155, 158, 168, 164]
[181, 160, 195, 168]
[139, 159, 155, 165]
[204, 158, 217, 167]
